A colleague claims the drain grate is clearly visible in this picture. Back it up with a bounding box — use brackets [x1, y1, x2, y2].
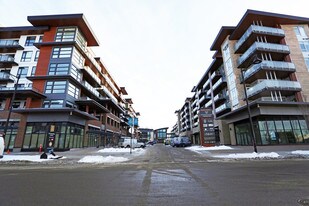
[298, 199, 309, 206]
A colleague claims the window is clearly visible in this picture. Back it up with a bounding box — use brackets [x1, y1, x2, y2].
[20, 51, 33, 62]
[38, 36, 43, 43]
[52, 47, 72, 59]
[31, 66, 36, 76]
[43, 100, 64, 108]
[25, 36, 36, 46]
[305, 58, 309, 70]
[34, 51, 40, 61]
[17, 67, 28, 78]
[73, 49, 84, 66]
[55, 27, 76, 42]
[68, 83, 79, 98]
[294, 26, 307, 37]
[48, 63, 70, 75]
[45, 81, 67, 94]
[71, 64, 81, 81]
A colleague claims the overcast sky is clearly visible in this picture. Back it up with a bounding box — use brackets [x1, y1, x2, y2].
[1, 0, 309, 130]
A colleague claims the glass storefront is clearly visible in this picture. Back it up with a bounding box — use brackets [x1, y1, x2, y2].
[235, 116, 309, 145]
[0, 121, 19, 150]
[22, 122, 84, 151]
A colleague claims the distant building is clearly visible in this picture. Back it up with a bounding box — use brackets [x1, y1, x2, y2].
[139, 128, 153, 142]
[154, 127, 168, 143]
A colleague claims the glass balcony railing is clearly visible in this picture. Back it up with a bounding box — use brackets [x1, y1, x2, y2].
[235, 25, 285, 51]
[215, 102, 231, 114]
[0, 54, 15, 62]
[237, 42, 290, 66]
[212, 77, 226, 91]
[0, 72, 13, 80]
[243, 61, 296, 80]
[83, 81, 100, 98]
[213, 93, 227, 102]
[0, 39, 20, 46]
[246, 80, 301, 98]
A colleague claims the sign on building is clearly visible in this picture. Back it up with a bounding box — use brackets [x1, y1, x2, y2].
[199, 108, 215, 146]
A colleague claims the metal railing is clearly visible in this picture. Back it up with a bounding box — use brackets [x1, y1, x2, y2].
[235, 25, 285, 51]
[246, 79, 301, 98]
[237, 42, 290, 66]
[243, 61, 296, 80]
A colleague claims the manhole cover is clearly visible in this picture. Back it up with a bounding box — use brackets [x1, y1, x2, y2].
[298, 199, 309, 206]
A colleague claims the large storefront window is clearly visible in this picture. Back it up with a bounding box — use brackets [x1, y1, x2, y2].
[22, 122, 84, 151]
[235, 116, 309, 145]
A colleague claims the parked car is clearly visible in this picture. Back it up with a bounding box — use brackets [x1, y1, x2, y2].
[0, 133, 4, 158]
[136, 141, 146, 148]
[118, 137, 137, 148]
[171, 136, 191, 147]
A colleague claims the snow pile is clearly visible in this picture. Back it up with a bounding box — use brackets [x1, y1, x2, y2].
[214, 152, 280, 159]
[186, 145, 233, 152]
[291, 150, 309, 155]
[98, 148, 145, 154]
[0, 155, 51, 162]
[78, 155, 128, 163]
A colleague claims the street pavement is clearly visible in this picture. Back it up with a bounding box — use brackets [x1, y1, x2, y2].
[1, 144, 309, 166]
[0, 144, 309, 206]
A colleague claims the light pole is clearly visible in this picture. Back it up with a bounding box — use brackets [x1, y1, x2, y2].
[3, 71, 21, 151]
[241, 54, 262, 153]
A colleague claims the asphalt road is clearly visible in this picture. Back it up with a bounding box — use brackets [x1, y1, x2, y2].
[0, 145, 309, 206]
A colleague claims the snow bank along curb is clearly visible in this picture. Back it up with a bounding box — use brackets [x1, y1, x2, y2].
[78, 155, 128, 163]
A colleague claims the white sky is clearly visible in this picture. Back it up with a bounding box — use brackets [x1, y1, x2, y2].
[1, 0, 309, 130]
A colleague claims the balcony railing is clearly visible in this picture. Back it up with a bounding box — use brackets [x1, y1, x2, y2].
[235, 25, 285, 51]
[243, 61, 296, 80]
[0, 54, 15, 62]
[0, 39, 20, 46]
[0, 85, 41, 93]
[246, 80, 301, 98]
[237, 42, 290, 67]
[213, 93, 227, 102]
[0, 72, 14, 81]
[212, 77, 226, 91]
[215, 102, 231, 114]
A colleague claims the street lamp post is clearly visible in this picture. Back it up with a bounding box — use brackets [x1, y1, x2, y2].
[241, 54, 262, 153]
[3, 72, 21, 151]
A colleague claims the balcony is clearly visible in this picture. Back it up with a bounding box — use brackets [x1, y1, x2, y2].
[242, 61, 296, 84]
[212, 77, 227, 94]
[80, 66, 101, 87]
[0, 72, 14, 83]
[213, 93, 228, 106]
[81, 81, 101, 99]
[198, 94, 212, 106]
[0, 54, 18, 68]
[237, 42, 290, 68]
[246, 80, 302, 100]
[0, 86, 46, 99]
[215, 102, 231, 115]
[75, 97, 109, 114]
[0, 39, 24, 53]
[234, 25, 285, 53]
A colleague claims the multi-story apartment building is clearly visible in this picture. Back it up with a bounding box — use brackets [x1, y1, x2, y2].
[176, 10, 309, 146]
[0, 14, 138, 152]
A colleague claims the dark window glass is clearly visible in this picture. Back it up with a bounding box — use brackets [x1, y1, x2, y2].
[25, 36, 36, 46]
[20, 51, 33, 62]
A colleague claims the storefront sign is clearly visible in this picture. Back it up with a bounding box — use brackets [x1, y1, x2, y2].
[199, 108, 215, 145]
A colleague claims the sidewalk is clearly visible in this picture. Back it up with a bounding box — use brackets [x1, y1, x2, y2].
[186, 144, 309, 159]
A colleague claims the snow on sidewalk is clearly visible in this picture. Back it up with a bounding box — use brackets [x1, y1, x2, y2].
[185, 145, 233, 153]
[98, 147, 145, 154]
[214, 152, 280, 159]
[78, 155, 128, 163]
[0, 155, 52, 162]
